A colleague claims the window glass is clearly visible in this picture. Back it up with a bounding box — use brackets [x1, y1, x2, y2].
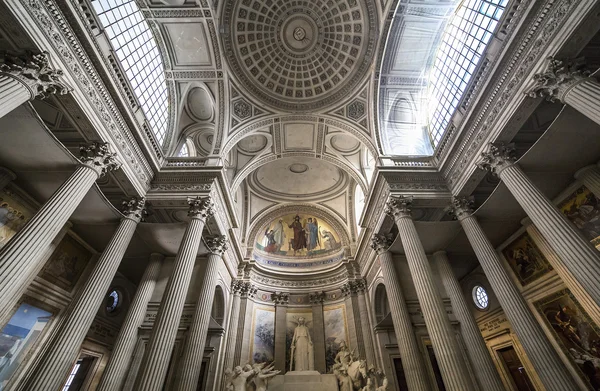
[472, 285, 489, 310]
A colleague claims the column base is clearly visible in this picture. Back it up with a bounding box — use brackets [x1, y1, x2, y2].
[269, 371, 337, 391]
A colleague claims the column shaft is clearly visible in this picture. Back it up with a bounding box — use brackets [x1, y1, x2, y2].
[500, 164, 600, 315]
[175, 252, 221, 391]
[563, 78, 600, 127]
[0, 75, 32, 119]
[460, 215, 577, 391]
[134, 217, 206, 391]
[0, 164, 99, 323]
[274, 304, 287, 372]
[97, 254, 163, 391]
[311, 303, 326, 373]
[222, 293, 241, 371]
[378, 250, 429, 391]
[396, 217, 474, 391]
[123, 337, 146, 391]
[20, 216, 139, 390]
[356, 292, 376, 366]
[433, 251, 505, 391]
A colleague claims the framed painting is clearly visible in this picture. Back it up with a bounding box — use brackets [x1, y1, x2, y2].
[323, 304, 349, 373]
[250, 306, 275, 364]
[502, 232, 552, 285]
[559, 186, 600, 250]
[40, 234, 92, 291]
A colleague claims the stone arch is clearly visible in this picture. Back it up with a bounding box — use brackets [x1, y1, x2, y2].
[373, 282, 390, 324]
[211, 285, 226, 326]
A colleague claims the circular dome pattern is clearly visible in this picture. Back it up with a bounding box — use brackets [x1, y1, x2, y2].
[222, 0, 376, 111]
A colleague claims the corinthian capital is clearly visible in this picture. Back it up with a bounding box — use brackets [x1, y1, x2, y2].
[122, 197, 147, 222]
[447, 196, 474, 221]
[308, 291, 326, 304]
[0, 51, 71, 99]
[371, 233, 393, 254]
[187, 196, 214, 221]
[527, 56, 589, 103]
[385, 196, 413, 220]
[476, 142, 516, 176]
[271, 292, 289, 305]
[79, 142, 122, 177]
[205, 235, 228, 255]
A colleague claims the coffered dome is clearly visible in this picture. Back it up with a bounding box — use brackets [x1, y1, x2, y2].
[222, 0, 377, 111]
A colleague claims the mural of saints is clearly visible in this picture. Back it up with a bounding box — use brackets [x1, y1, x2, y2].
[288, 215, 307, 255]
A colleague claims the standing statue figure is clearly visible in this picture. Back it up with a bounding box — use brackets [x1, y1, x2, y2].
[290, 317, 314, 371]
[376, 377, 389, 391]
[334, 340, 353, 368]
[251, 363, 281, 391]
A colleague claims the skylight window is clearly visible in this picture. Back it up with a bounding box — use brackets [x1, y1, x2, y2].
[428, 0, 507, 146]
[178, 142, 189, 157]
[92, 0, 169, 145]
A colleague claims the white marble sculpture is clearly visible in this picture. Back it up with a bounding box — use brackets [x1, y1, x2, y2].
[223, 365, 254, 391]
[251, 362, 280, 391]
[289, 317, 314, 371]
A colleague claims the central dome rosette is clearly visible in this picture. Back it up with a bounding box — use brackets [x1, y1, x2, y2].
[222, 0, 377, 111]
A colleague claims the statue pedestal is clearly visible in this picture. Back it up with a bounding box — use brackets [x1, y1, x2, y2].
[269, 371, 338, 391]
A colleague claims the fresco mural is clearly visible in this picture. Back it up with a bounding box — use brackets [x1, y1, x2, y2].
[257, 214, 341, 257]
[285, 310, 313, 372]
[323, 304, 349, 373]
[0, 191, 33, 250]
[559, 186, 600, 250]
[502, 232, 552, 285]
[535, 289, 600, 390]
[0, 303, 52, 389]
[250, 307, 275, 364]
[39, 234, 93, 292]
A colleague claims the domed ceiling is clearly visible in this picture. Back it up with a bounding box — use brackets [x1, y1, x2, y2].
[222, 0, 377, 111]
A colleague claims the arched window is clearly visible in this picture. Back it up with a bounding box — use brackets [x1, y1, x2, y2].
[428, 0, 508, 146]
[92, 0, 169, 145]
[211, 286, 225, 326]
[374, 283, 390, 324]
[105, 289, 120, 314]
[178, 142, 189, 157]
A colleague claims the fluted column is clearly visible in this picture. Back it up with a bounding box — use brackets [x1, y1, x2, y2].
[0, 51, 70, 119]
[222, 281, 244, 373]
[124, 337, 146, 391]
[175, 235, 227, 391]
[20, 197, 146, 391]
[354, 280, 376, 366]
[449, 197, 577, 391]
[433, 251, 505, 391]
[0, 167, 16, 190]
[528, 57, 600, 126]
[97, 253, 164, 391]
[0, 142, 120, 323]
[134, 197, 214, 391]
[478, 143, 600, 317]
[371, 235, 429, 391]
[272, 292, 290, 372]
[386, 197, 475, 391]
[575, 164, 600, 197]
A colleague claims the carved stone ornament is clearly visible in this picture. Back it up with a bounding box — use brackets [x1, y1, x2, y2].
[205, 235, 228, 255]
[79, 142, 122, 177]
[527, 56, 590, 103]
[121, 197, 147, 222]
[232, 280, 257, 298]
[308, 291, 326, 304]
[371, 234, 393, 254]
[271, 292, 289, 305]
[385, 196, 413, 220]
[447, 196, 475, 221]
[0, 51, 71, 99]
[476, 142, 517, 176]
[187, 196, 215, 220]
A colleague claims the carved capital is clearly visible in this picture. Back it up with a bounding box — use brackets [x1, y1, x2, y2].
[308, 291, 326, 304]
[187, 196, 215, 221]
[0, 51, 71, 99]
[447, 196, 475, 221]
[353, 278, 367, 294]
[232, 280, 256, 298]
[79, 142, 122, 177]
[527, 57, 590, 103]
[271, 292, 289, 305]
[385, 196, 413, 220]
[476, 142, 516, 176]
[371, 233, 393, 254]
[121, 197, 147, 222]
[205, 235, 228, 255]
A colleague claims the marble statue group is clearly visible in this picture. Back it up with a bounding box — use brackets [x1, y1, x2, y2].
[223, 363, 280, 391]
[332, 341, 388, 391]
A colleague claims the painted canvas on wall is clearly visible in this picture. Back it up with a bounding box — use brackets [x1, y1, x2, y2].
[559, 186, 600, 250]
[502, 232, 552, 285]
[256, 214, 341, 257]
[535, 289, 600, 389]
[0, 303, 52, 389]
[0, 191, 33, 250]
[285, 310, 313, 372]
[250, 306, 275, 364]
[324, 304, 349, 373]
[39, 234, 93, 292]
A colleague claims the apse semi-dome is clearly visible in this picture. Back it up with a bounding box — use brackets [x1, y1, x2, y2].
[221, 0, 377, 111]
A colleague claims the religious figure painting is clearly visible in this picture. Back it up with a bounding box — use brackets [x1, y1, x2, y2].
[559, 186, 600, 250]
[285, 311, 313, 372]
[250, 307, 275, 364]
[0, 303, 52, 389]
[257, 213, 341, 258]
[323, 304, 349, 373]
[502, 232, 552, 285]
[0, 191, 33, 250]
[39, 234, 92, 292]
[535, 289, 600, 390]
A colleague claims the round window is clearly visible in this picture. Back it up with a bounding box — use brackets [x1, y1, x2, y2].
[106, 290, 120, 313]
[472, 285, 489, 310]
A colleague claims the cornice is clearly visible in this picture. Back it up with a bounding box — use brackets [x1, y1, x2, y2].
[249, 260, 351, 291]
